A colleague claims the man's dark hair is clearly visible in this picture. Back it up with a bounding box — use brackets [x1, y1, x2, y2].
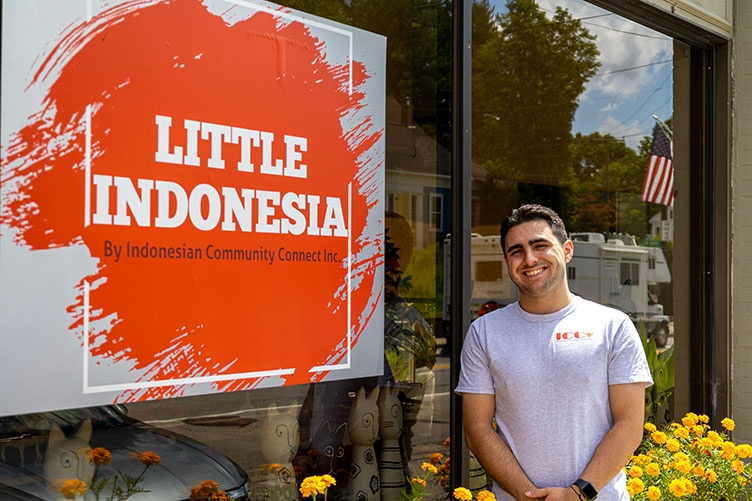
[500, 204, 568, 255]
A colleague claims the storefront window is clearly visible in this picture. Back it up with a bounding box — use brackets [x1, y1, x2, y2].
[471, 0, 676, 423]
[1, 0, 452, 500]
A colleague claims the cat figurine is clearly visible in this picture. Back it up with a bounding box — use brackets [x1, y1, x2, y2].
[347, 386, 380, 501]
[258, 403, 300, 501]
[378, 383, 405, 501]
[43, 419, 95, 500]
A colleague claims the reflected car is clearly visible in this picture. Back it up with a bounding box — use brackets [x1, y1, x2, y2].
[0, 405, 250, 500]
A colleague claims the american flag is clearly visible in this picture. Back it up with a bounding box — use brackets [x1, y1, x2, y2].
[641, 123, 674, 207]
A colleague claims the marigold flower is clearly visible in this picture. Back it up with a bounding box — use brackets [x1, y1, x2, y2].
[698, 414, 710, 423]
[665, 439, 681, 453]
[421, 462, 438, 474]
[722, 441, 737, 460]
[740, 475, 748, 487]
[299, 476, 321, 498]
[627, 477, 645, 495]
[673, 426, 689, 439]
[691, 425, 704, 437]
[190, 480, 229, 501]
[629, 465, 643, 478]
[675, 460, 691, 474]
[453, 487, 473, 500]
[704, 469, 717, 483]
[444, 437, 451, 448]
[668, 477, 695, 497]
[644, 422, 657, 433]
[722, 417, 736, 431]
[645, 462, 660, 476]
[732, 459, 745, 474]
[681, 413, 698, 427]
[737, 443, 752, 458]
[651, 431, 668, 445]
[320, 474, 336, 489]
[477, 490, 496, 501]
[411, 477, 427, 487]
[646, 485, 661, 500]
[88, 447, 112, 466]
[139, 451, 161, 466]
[429, 452, 445, 465]
[60, 479, 87, 500]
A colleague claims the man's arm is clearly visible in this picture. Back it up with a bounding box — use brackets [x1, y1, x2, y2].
[526, 382, 646, 499]
[462, 393, 538, 500]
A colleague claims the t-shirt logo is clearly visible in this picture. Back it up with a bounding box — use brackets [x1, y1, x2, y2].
[555, 331, 593, 341]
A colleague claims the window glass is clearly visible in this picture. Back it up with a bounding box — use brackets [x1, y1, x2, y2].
[471, 0, 675, 402]
[0, 2, 453, 500]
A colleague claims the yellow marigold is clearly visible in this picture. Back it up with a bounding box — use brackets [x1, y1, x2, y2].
[646, 486, 661, 500]
[740, 475, 748, 487]
[673, 426, 690, 439]
[627, 478, 645, 495]
[722, 441, 737, 460]
[691, 425, 705, 437]
[139, 451, 161, 466]
[651, 431, 668, 445]
[629, 465, 643, 478]
[722, 417, 736, 431]
[320, 474, 336, 489]
[665, 438, 681, 452]
[672, 452, 689, 463]
[732, 459, 745, 474]
[737, 443, 752, 458]
[429, 452, 445, 465]
[411, 477, 427, 487]
[691, 464, 705, 476]
[453, 487, 473, 501]
[704, 469, 717, 483]
[88, 447, 112, 466]
[634, 453, 652, 466]
[698, 414, 710, 423]
[682, 413, 698, 427]
[422, 462, 438, 474]
[645, 462, 661, 476]
[677, 460, 693, 474]
[299, 476, 321, 498]
[668, 477, 696, 497]
[60, 479, 87, 500]
[644, 422, 657, 433]
[477, 490, 496, 501]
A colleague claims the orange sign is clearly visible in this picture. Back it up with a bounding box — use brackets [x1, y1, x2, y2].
[0, 0, 385, 413]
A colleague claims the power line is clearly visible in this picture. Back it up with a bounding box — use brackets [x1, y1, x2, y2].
[592, 59, 672, 78]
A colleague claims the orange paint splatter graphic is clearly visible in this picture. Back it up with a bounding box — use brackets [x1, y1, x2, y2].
[1, 0, 383, 401]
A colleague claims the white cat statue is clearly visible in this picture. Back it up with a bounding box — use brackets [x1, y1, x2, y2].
[347, 386, 381, 501]
[378, 383, 406, 501]
[258, 403, 300, 501]
[43, 419, 95, 500]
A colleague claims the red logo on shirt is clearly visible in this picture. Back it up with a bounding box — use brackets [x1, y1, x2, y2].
[555, 331, 593, 341]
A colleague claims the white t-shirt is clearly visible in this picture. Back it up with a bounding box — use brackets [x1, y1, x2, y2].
[455, 295, 653, 501]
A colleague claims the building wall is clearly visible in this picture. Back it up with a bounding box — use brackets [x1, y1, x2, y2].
[732, 0, 752, 444]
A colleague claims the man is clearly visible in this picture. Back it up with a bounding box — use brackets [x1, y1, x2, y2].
[455, 204, 653, 501]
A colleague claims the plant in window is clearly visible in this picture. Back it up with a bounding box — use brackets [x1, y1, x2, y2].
[189, 480, 230, 501]
[85, 448, 161, 500]
[298, 474, 336, 500]
[626, 413, 752, 500]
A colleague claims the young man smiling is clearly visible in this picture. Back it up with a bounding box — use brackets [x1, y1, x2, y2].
[455, 204, 653, 501]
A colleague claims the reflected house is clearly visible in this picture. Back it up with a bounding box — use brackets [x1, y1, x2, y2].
[385, 97, 490, 246]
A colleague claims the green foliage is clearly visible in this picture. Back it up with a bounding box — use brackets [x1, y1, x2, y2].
[639, 322, 675, 426]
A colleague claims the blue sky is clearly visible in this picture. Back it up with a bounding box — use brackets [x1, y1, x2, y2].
[489, 0, 673, 150]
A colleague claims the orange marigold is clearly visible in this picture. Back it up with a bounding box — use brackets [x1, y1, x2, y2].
[139, 451, 161, 466]
[59, 479, 87, 500]
[88, 447, 112, 466]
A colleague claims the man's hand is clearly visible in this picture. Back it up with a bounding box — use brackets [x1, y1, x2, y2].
[525, 486, 581, 500]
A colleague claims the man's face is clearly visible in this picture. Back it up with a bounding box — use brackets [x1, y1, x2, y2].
[503, 220, 573, 300]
